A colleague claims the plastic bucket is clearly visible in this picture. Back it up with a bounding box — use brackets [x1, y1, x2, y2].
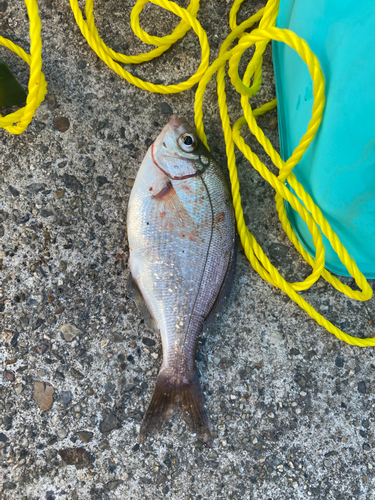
[273, 0, 375, 278]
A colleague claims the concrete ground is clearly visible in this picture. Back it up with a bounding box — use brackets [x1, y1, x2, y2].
[1, 1, 375, 499]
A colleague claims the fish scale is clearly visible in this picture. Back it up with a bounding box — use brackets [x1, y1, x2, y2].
[127, 115, 236, 445]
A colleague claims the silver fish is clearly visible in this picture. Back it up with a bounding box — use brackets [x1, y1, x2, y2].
[127, 115, 236, 445]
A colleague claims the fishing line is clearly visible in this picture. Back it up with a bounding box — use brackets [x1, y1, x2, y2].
[1, 0, 374, 346]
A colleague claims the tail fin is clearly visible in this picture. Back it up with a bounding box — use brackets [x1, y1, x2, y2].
[139, 369, 212, 446]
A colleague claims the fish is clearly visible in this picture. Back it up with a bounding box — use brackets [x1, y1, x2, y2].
[127, 115, 237, 445]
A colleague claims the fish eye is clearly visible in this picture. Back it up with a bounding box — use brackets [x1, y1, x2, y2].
[178, 133, 198, 152]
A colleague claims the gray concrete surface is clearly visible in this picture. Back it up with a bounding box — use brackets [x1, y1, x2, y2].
[1, 1, 375, 499]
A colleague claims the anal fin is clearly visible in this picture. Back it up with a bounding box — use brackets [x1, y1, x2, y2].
[127, 273, 159, 334]
[203, 235, 237, 332]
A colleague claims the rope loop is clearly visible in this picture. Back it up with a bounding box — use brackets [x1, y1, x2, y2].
[130, 0, 199, 48]
[0, 0, 47, 134]
[70, 0, 209, 93]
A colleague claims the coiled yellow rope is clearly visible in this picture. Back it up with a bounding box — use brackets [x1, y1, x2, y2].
[2, 0, 374, 345]
[0, 0, 47, 134]
[70, 0, 208, 93]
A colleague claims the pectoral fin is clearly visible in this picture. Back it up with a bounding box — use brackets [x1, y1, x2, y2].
[150, 178, 172, 199]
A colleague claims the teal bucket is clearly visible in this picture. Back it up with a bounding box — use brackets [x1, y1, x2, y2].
[273, 0, 375, 278]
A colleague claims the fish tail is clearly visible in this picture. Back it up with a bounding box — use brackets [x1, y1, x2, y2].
[139, 369, 212, 446]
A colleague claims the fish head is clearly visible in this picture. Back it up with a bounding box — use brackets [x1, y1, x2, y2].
[152, 115, 212, 180]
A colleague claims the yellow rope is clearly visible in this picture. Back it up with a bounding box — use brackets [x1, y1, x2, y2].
[69, 0, 209, 93]
[2, 0, 374, 345]
[0, 0, 47, 134]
